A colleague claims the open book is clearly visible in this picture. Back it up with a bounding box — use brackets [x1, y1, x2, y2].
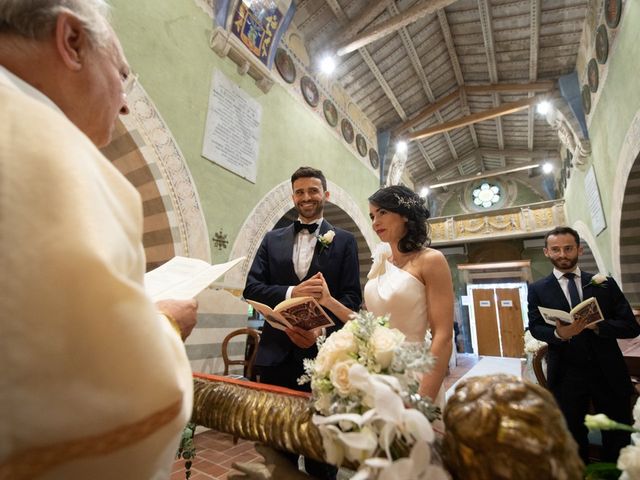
[247, 297, 334, 332]
[538, 297, 605, 327]
[145, 256, 245, 301]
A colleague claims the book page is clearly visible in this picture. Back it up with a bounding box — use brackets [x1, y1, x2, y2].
[570, 297, 604, 325]
[277, 298, 334, 331]
[538, 306, 572, 326]
[145, 256, 245, 301]
[246, 300, 290, 331]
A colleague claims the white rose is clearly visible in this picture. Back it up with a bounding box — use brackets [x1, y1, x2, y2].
[592, 273, 607, 284]
[618, 444, 640, 479]
[330, 359, 357, 396]
[370, 326, 405, 369]
[315, 329, 357, 374]
[322, 230, 336, 243]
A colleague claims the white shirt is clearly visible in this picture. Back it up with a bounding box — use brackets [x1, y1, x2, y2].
[553, 267, 583, 305]
[552, 267, 583, 340]
[286, 218, 323, 298]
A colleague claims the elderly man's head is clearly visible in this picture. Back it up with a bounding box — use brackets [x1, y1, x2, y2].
[0, 0, 131, 147]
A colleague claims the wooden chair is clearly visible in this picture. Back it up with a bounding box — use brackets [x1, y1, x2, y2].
[221, 328, 261, 380]
[532, 345, 548, 389]
[624, 355, 640, 407]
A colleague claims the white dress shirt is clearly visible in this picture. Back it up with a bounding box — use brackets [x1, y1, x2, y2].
[552, 267, 583, 340]
[286, 218, 323, 298]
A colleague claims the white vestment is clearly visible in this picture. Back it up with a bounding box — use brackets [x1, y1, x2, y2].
[0, 68, 193, 479]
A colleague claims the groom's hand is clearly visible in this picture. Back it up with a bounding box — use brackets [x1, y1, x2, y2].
[285, 326, 321, 348]
[291, 273, 323, 299]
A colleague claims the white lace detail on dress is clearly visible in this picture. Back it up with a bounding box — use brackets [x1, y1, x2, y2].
[367, 242, 392, 279]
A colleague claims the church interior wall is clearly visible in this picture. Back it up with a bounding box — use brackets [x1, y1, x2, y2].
[563, 0, 640, 277]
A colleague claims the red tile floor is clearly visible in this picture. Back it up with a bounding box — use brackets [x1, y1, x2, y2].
[170, 431, 260, 480]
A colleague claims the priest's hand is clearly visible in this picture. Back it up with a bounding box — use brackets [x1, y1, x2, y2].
[156, 298, 198, 340]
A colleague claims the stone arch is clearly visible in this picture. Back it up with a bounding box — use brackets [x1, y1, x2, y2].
[226, 180, 376, 288]
[102, 82, 210, 269]
[610, 110, 640, 282]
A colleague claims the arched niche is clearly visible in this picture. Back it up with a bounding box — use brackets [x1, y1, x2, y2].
[610, 110, 640, 282]
[225, 180, 376, 288]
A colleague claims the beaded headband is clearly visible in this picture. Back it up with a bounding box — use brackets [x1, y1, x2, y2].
[393, 193, 422, 209]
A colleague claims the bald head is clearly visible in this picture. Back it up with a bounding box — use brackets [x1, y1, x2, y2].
[0, 0, 131, 147]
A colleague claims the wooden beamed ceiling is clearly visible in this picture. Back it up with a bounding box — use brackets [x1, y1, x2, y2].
[293, 0, 588, 189]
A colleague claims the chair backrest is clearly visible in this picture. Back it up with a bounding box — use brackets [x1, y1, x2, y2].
[532, 345, 548, 389]
[221, 328, 261, 379]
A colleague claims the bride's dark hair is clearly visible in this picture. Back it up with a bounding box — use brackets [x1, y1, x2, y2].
[368, 185, 431, 253]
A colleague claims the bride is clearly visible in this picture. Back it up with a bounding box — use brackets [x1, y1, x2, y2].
[318, 185, 454, 406]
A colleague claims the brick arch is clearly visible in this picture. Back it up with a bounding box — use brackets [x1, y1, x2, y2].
[225, 180, 376, 288]
[100, 82, 210, 270]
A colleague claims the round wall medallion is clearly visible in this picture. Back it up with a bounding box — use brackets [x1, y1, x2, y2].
[605, 0, 622, 29]
[300, 76, 319, 108]
[323, 100, 338, 127]
[587, 58, 599, 93]
[356, 134, 367, 157]
[581, 84, 591, 115]
[275, 48, 296, 84]
[341, 118, 354, 144]
[369, 149, 379, 169]
[595, 25, 609, 64]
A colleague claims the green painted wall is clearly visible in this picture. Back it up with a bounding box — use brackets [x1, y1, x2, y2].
[564, 0, 640, 271]
[109, 0, 378, 263]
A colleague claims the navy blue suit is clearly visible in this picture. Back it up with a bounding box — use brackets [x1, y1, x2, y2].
[528, 271, 640, 461]
[243, 220, 362, 390]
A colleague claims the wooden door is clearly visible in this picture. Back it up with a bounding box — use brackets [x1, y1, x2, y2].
[496, 288, 525, 358]
[472, 289, 501, 356]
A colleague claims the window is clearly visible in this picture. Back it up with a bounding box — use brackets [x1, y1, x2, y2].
[472, 183, 500, 208]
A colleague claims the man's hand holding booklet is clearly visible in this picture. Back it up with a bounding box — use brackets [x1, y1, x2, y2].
[538, 297, 605, 327]
[247, 297, 334, 332]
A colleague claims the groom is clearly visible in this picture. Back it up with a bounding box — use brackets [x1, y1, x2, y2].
[244, 166, 361, 479]
[244, 166, 361, 390]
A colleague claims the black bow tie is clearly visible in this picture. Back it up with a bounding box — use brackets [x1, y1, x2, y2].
[294, 221, 318, 234]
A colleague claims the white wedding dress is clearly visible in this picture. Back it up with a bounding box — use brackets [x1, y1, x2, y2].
[364, 243, 446, 414]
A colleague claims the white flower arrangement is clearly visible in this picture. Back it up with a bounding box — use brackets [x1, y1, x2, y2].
[523, 330, 547, 354]
[298, 311, 448, 479]
[589, 273, 608, 288]
[584, 397, 640, 479]
[317, 230, 336, 252]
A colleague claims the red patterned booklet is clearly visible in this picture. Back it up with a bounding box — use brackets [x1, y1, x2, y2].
[247, 297, 334, 331]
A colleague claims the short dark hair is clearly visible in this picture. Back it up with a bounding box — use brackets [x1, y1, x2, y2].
[368, 185, 431, 253]
[290, 166, 327, 191]
[544, 226, 580, 247]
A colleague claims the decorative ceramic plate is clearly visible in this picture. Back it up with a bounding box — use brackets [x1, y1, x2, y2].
[300, 76, 319, 107]
[275, 48, 296, 84]
[587, 58, 599, 93]
[581, 84, 591, 115]
[356, 134, 367, 157]
[323, 100, 338, 127]
[341, 118, 354, 144]
[605, 0, 622, 29]
[369, 149, 380, 169]
[595, 24, 609, 64]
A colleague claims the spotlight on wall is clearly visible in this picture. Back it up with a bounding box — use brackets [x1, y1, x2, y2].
[420, 187, 430, 198]
[319, 55, 336, 75]
[396, 141, 408, 153]
[536, 100, 551, 115]
[542, 162, 553, 174]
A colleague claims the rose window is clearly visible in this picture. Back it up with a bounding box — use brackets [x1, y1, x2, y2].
[472, 183, 500, 208]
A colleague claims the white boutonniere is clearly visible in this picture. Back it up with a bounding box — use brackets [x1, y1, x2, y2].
[589, 273, 608, 288]
[316, 230, 335, 252]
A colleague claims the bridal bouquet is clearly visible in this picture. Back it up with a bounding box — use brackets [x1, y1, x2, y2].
[298, 311, 449, 479]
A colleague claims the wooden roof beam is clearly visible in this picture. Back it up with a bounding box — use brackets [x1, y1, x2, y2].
[406, 96, 540, 142]
[428, 161, 542, 188]
[335, 0, 458, 56]
[332, 0, 394, 45]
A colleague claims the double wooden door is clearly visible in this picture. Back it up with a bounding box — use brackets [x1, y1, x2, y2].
[472, 287, 525, 358]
